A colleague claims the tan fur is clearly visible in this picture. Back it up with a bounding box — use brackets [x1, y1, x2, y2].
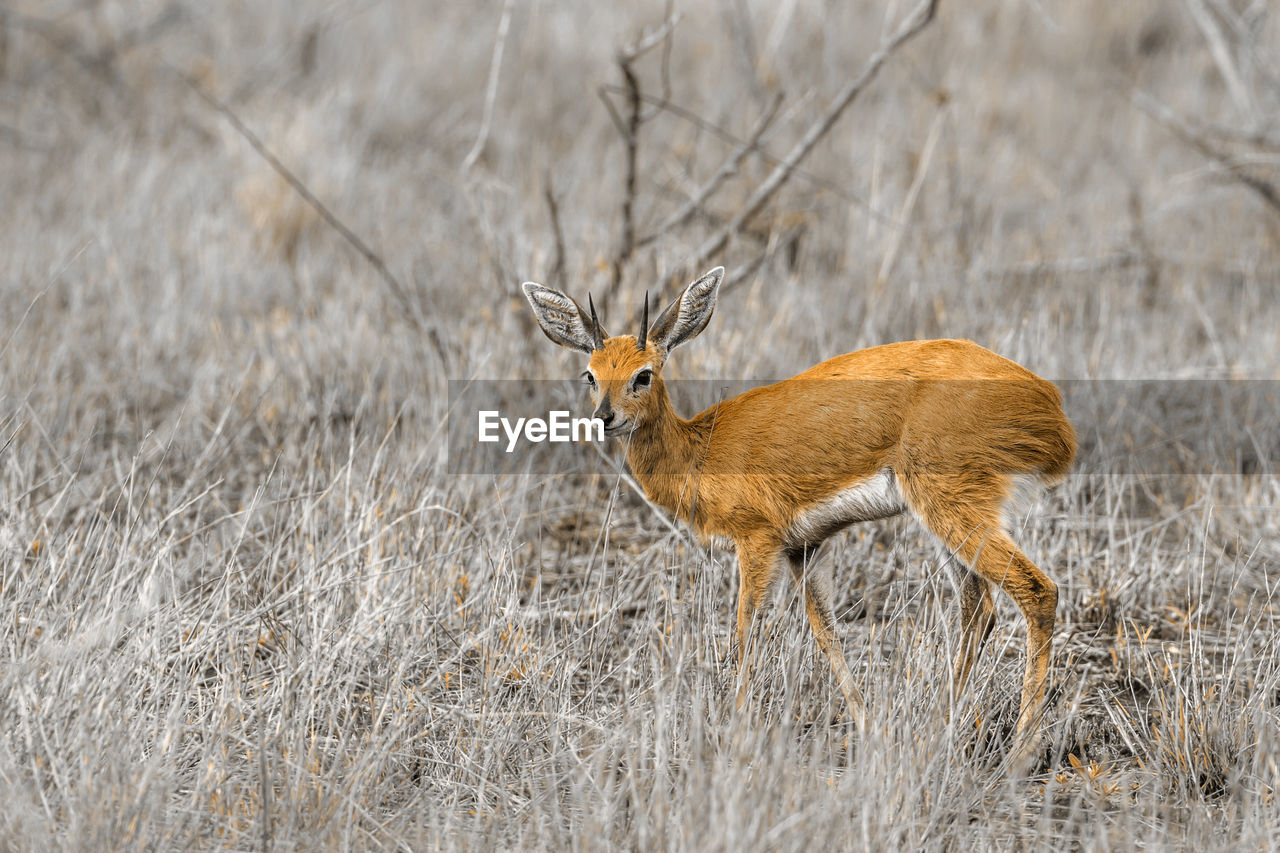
[527, 276, 1076, 767]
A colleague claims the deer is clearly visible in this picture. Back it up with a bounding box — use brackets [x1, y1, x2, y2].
[521, 266, 1076, 766]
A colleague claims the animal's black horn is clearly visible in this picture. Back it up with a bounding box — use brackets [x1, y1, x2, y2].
[637, 291, 649, 351]
[588, 293, 604, 350]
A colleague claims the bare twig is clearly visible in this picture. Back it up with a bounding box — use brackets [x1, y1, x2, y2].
[691, 0, 940, 270]
[1134, 91, 1280, 217]
[601, 84, 898, 226]
[543, 174, 567, 289]
[620, 14, 681, 64]
[651, 0, 676, 121]
[605, 13, 680, 288]
[615, 56, 643, 284]
[637, 92, 783, 249]
[175, 68, 445, 355]
[1185, 120, 1280, 153]
[462, 0, 514, 173]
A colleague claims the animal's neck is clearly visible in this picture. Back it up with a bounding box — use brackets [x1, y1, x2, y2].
[624, 383, 711, 524]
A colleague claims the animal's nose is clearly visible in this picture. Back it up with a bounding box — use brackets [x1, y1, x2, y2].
[593, 395, 613, 426]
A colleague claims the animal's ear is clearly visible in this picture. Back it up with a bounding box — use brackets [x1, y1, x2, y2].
[647, 267, 723, 356]
[521, 282, 606, 353]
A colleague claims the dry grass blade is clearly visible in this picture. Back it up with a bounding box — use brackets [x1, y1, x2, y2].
[875, 104, 946, 289]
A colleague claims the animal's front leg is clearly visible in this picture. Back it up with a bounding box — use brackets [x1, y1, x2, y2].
[788, 554, 867, 731]
[734, 536, 783, 710]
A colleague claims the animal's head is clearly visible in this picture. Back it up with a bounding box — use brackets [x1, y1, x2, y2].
[521, 267, 723, 435]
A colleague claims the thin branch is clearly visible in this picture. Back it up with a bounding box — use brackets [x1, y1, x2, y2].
[462, 0, 514, 173]
[615, 56, 642, 284]
[648, 0, 677, 123]
[619, 14, 681, 63]
[175, 68, 440, 343]
[543, 174, 567, 289]
[596, 86, 629, 137]
[1172, 116, 1280, 152]
[1134, 90, 1280, 217]
[608, 12, 680, 287]
[692, 0, 939, 270]
[637, 91, 783, 249]
[600, 84, 900, 226]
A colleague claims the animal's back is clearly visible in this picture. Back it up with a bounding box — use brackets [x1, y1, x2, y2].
[795, 338, 1046, 382]
[690, 339, 1075, 488]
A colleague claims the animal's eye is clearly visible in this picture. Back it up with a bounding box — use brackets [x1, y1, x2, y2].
[582, 372, 597, 388]
[632, 369, 652, 390]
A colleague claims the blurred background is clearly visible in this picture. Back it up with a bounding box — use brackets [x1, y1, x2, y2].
[0, 1, 1278, 848]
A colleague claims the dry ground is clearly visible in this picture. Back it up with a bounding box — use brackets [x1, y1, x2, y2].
[1, 0, 1279, 849]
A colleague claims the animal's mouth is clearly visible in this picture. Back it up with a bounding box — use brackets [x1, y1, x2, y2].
[603, 421, 632, 437]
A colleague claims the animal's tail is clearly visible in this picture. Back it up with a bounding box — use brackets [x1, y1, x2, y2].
[1035, 381, 1077, 485]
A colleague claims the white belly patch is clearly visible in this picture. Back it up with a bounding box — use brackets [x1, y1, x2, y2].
[786, 469, 907, 548]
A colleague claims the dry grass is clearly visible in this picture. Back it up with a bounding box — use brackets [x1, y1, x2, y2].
[0, 0, 1278, 849]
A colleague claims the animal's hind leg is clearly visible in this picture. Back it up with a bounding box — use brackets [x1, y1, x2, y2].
[788, 550, 866, 731]
[900, 471, 1057, 767]
[947, 526, 1055, 764]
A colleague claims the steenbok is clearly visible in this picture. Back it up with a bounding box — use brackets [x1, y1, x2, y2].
[522, 267, 1076, 765]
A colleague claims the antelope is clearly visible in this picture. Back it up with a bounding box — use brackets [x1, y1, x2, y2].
[522, 267, 1076, 764]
